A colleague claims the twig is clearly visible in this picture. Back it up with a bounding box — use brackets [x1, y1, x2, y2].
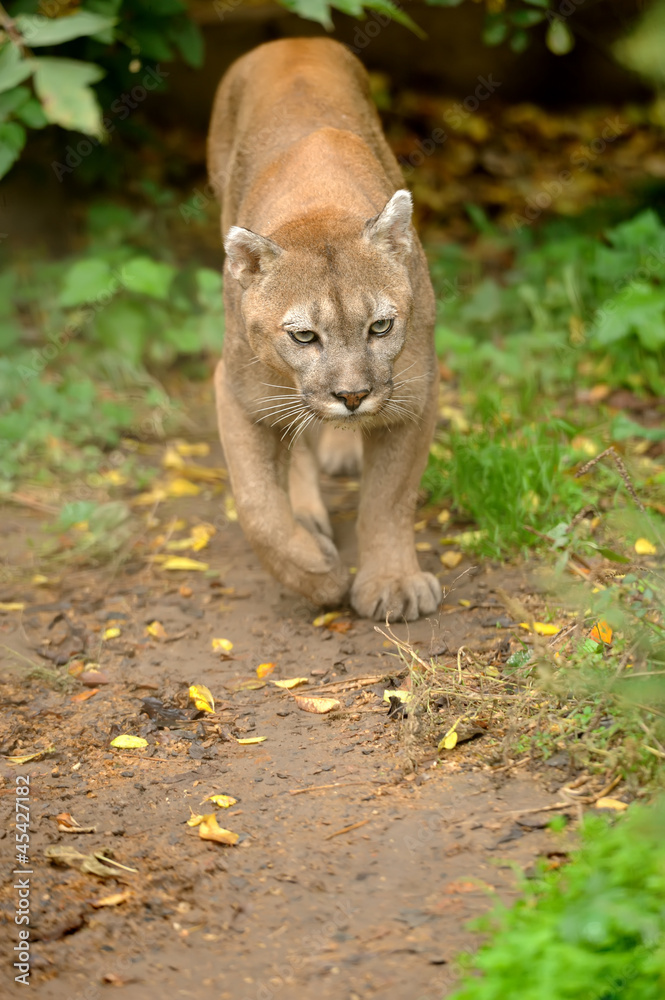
[325, 819, 370, 840]
[499, 801, 572, 817]
[0, 2, 25, 48]
[288, 779, 375, 796]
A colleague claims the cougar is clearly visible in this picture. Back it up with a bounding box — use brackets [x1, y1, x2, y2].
[207, 37, 441, 621]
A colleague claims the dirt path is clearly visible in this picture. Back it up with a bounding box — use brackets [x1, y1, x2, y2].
[1, 432, 566, 1000]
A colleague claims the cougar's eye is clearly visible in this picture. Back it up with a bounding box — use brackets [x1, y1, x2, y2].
[290, 330, 317, 345]
[370, 318, 394, 336]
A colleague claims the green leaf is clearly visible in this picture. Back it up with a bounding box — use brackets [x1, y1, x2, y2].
[593, 283, 665, 351]
[0, 85, 30, 122]
[92, 299, 149, 364]
[611, 413, 665, 443]
[33, 58, 104, 134]
[362, 0, 425, 37]
[483, 14, 508, 46]
[510, 10, 544, 26]
[0, 43, 33, 95]
[510, 28, 530, 53]
[546, 18, 574, 55]
[15, 11, 117, 47]
[523, 0, 550, 6]
[16, 97, 48, 128]
[171, 18, 204, 68]
[425, 0, 464, 6]
[59, 258, 114, 307]
[0, 121, 26, 179]
[122, 257, 176, 299]
[281, 0, 333, 30]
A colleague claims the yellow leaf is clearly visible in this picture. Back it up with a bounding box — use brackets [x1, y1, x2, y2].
[175, 441, 210, 458]
[589, 620, 613, 645]
[0, 602, 25, 611]
[312, 611, 344, 627]
[5, 744, 55, 764]
[437, 509, 451, 525]
[202, 794, 237, 809]
[161, 556, 209, 571]
[415, 541, 432, 552]
[382, 689, 412, 704]
[198, 814, 239, 846]
[162, 446, 185, 470]
[293, 695, 341, 714]
[110, 735, 148, 749]
[256, 662, 275, 679]
[414, 519, 428, 532]
[91, 890, 131, 908]
[273, 677, 309, 689]
[440, 551, 463, 569]
[635, 537, 657, 555]
[132, 487, 167, 506]
[438, 729, 458, 751]
[190, 524, 215, 551]
[458, 599, 471, 607]
[519, 622, 559, 636]
[32, 574, 49, 586]
[103, 626, 121, 640]
[101, 470, 128, 486]
[212, 637, 233, 653]
[189, 684, 215, 713]
[595, 797, 628, 812]
[145, 620, 167, 640]
[166, 477, 201, 498]
[231, 679, 265, 691]
[236, 736, 267, 745]
[187, 810, 206, 827]
[224, 495, 238, 521]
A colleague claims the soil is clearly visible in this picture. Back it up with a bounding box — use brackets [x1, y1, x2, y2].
[0, 418, 570, 1000]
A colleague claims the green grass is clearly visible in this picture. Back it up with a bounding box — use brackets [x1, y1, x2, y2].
[449, 800, 665, 1000]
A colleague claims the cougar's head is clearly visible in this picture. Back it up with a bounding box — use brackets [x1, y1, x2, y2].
[224, 190, 416, 427]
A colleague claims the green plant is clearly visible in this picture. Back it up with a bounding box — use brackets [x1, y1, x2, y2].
[449, 800, 665, 1000]
[0, 0, 204, 178]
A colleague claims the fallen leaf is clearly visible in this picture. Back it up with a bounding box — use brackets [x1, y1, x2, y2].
[293, 695, 341, 714]
[179, 584, 192, 598]
[162, 445, 185, 470]
[415, 541, 432, 552]
[589, 620, 613, 645]
[202, 794, 237, 809]
[91, 890, 131, 908]
[198, 814, 239, 845]
[212, 637, 234, 653]
[70, 689, 99, 703]
[56, 813, 96, 833]
[230, 678, 265, 691]
[256, 662, 275, 678]
[595, 797, 628, 812]
[132, 487, 168, 506]
[187, 811, 205, 827]
[382, 689, 412, 704]
[312, 611, 345, 627]
[175, 440, 210, 458]
[0, 602, 25, 611]
[224, 494, 238, 521]
[145, 620, 167, 640]
[440, 551, 463, 569]
[102, 626, 121, 640]
[438, 729, 458, 751]
[189, 684, 215, 713]
[110, 735, 148, 749]
[519, 622, 560, 636]
[635, 537, 657, 555]
[45, 846, 138, 877]
[236, 736, 267, 745]
[161, 556, 209, 571]
[32, 574, 49, 585]
[437, 510, 451, 524]
[5, 745, 55, 764]
[68, 660, 85, 676]
[273, 677, 309, 689]
[166, 477, 201, 498]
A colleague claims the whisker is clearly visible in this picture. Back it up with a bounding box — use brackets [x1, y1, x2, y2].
[281, 407, 309, 440]
[392, 359, 418, 381]
[290, 411, 317, 449]
[260, 381, 298, 392]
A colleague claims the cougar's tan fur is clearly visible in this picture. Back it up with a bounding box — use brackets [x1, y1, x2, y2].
[207, 37, 440, 621]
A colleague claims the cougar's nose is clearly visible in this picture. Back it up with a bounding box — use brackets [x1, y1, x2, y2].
[333, 389, 370, 412]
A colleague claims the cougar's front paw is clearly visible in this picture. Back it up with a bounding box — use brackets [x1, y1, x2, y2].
[351, 568, 441, 621]
[288, 524, 350, 607]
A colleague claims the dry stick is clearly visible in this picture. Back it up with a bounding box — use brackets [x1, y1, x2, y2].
[325, 819, 370, 840]
[499, 802, 572, 817]
[288, 779, 376, 796]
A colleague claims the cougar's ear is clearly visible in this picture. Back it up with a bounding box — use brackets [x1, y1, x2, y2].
[364, 189, 413, 258]
[224, 227, 283, 287]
